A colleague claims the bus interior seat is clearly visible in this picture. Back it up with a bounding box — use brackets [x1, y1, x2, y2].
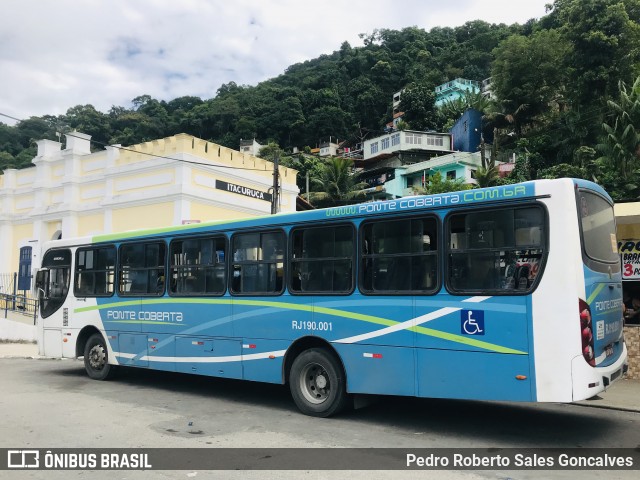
[515, 265, 530, 289]
[130, 273, 147, 293]
[385, 258, 410, 291]
[182, 275, 198, 294]
[502, 263, 516, 290]
[302, 264, 324, 292]
[332, 263, 351, 292]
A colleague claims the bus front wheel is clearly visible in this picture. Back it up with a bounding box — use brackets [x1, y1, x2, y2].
[84, 333, 117, 380]
[289, 348, 348, 417]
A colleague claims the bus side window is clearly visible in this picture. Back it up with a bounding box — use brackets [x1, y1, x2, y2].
[119, 242, 166, 296]
[231, 231, 285, 295]
[447, 206, 545, 294]
[289, 225, 354, 294]
[361, 216, 438, 294]
[74, 246, 116, 298]
[170, 237, 226, 296]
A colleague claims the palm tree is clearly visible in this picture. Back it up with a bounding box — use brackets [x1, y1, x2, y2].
[440, 90, 493, 120]
[474, 131, 500, 188]
[474, 164, 500, 188]
[597, 76, 640, 181]
[308, 157, 368, 207]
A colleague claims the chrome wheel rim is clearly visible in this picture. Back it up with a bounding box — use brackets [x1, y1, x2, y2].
[88, 344, 106, 371]
[299, 362, 330, 404]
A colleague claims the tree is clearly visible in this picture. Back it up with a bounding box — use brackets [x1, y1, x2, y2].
[550, 0, 640, 108]
[308, 157, 368, 206]
[0, 123, 23, 156]
[490, 29, 572, 135]
[537, 163, 590, 179]
[413, 171, 472, 194]
[62, 104, 112, 146]
[0, 151, 16, 171]
[474, 164, 500, 188]
[595, 75, 640, 198]
[597, 76, 640, 180]
[15, 117, 56, 147]
[439, 90, 493, 128]
[474, 132, 500, 188]
[399, 82, 442, 131]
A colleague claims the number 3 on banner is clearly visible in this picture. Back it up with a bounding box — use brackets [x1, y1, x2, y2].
[624, 264, 633, 277]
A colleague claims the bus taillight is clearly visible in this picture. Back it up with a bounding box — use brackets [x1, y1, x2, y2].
[579, 299, 595, 367]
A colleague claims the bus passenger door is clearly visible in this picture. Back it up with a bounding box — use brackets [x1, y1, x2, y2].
[37, 249, 72, 358]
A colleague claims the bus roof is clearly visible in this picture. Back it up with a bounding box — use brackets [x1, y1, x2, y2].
[46, 178, 608, 246]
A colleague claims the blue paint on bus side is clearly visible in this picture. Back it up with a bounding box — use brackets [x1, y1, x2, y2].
[90, 289, 537, 400]
[80, 180, 567, 402]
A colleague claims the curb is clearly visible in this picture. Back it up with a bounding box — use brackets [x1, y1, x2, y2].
[572, 402, 640, 414]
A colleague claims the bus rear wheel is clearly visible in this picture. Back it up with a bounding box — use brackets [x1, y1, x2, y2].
[84, 333, 117, 380]
[289, 348, 348, 417]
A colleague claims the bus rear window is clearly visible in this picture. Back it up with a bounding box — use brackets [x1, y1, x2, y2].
[578, 191, 618, 264]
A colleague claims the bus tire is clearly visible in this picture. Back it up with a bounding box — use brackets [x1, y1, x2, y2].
[84, 333, 117, 380]
[289, 348, 348, 417]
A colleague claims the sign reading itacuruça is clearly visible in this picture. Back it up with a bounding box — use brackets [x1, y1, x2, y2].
[215, 180, 272, 202]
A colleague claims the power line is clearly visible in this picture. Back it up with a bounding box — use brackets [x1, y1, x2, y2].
[0, 112, 22, 123]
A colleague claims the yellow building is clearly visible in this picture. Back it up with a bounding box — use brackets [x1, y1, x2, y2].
[0, 132, 298, 280]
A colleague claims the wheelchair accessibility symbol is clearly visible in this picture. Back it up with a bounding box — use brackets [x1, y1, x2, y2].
[461, 310, 485, 335]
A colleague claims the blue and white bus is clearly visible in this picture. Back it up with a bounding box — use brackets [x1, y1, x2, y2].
[35, 178, 628, 416]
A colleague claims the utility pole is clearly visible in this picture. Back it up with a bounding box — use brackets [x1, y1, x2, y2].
[271, 153, 280, 214]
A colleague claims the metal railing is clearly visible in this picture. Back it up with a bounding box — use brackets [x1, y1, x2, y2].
[1, 292, 39, 325]
[0, 272, 39, 324]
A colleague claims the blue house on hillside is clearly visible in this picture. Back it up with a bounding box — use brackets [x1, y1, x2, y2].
[435, 78, 480, 106]
[450, 108, 481, 152]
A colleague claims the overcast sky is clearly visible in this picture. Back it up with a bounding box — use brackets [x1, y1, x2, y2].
[0, 0, 551, 125]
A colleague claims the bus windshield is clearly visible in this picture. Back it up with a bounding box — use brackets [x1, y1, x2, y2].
[578, 190, 619, 264]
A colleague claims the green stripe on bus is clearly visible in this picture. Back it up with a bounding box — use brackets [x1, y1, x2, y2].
[586, 283, 606, 305]
[75, 298, 524, 355]
[410, 326, 527, 355]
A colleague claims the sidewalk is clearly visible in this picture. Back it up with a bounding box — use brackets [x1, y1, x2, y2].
[573, 378, 640, 413]
[1, 314, 639, 413]
[0, 310, 36, 342]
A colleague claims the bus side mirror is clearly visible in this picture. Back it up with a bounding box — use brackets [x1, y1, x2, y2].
[35, 269, 50, 299]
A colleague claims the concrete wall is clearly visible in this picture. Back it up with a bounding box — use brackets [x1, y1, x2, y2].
[624, 326, 640, 380]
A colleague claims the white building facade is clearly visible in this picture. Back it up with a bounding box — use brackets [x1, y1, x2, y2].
[0, 132, 298, 281]
[363, 130, 453, 161]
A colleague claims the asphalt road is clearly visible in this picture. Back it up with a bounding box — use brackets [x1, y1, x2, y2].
[1, 358, 638, 480]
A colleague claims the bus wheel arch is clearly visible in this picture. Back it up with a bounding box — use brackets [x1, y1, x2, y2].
[76, 326, 102, 358]
[284, 337, 349, 417]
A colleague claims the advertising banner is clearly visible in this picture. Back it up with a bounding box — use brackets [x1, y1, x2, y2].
[619, 240, 640, 280]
